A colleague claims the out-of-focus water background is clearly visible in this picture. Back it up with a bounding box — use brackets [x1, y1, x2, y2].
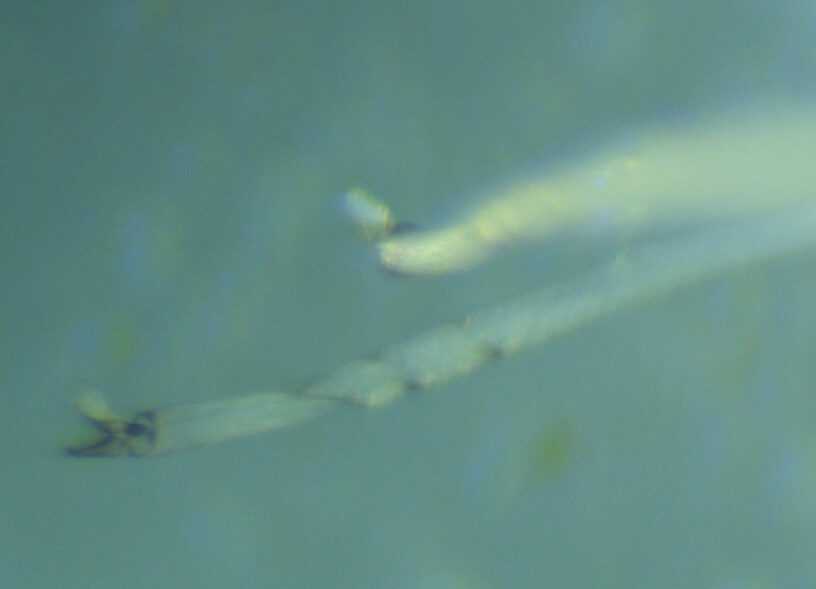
[3, 2, 816, 587]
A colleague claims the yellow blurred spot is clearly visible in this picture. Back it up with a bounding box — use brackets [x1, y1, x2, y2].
[529, 421, 574, 480]
[108, 315, 139, 364]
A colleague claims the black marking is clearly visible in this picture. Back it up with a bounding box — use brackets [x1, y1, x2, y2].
[391, 221, 422, 235]
[124, 421, 147, 437]
[133, 410, 157, 446]
[405, 379, 424, 391]
[64, 435, 115, 458]
[482, 345, 506, 361]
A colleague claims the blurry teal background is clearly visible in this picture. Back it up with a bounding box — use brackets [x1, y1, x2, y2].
[2, 1, 816, 587]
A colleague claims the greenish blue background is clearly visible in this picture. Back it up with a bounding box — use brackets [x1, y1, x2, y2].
[2, 1, 816, 587]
